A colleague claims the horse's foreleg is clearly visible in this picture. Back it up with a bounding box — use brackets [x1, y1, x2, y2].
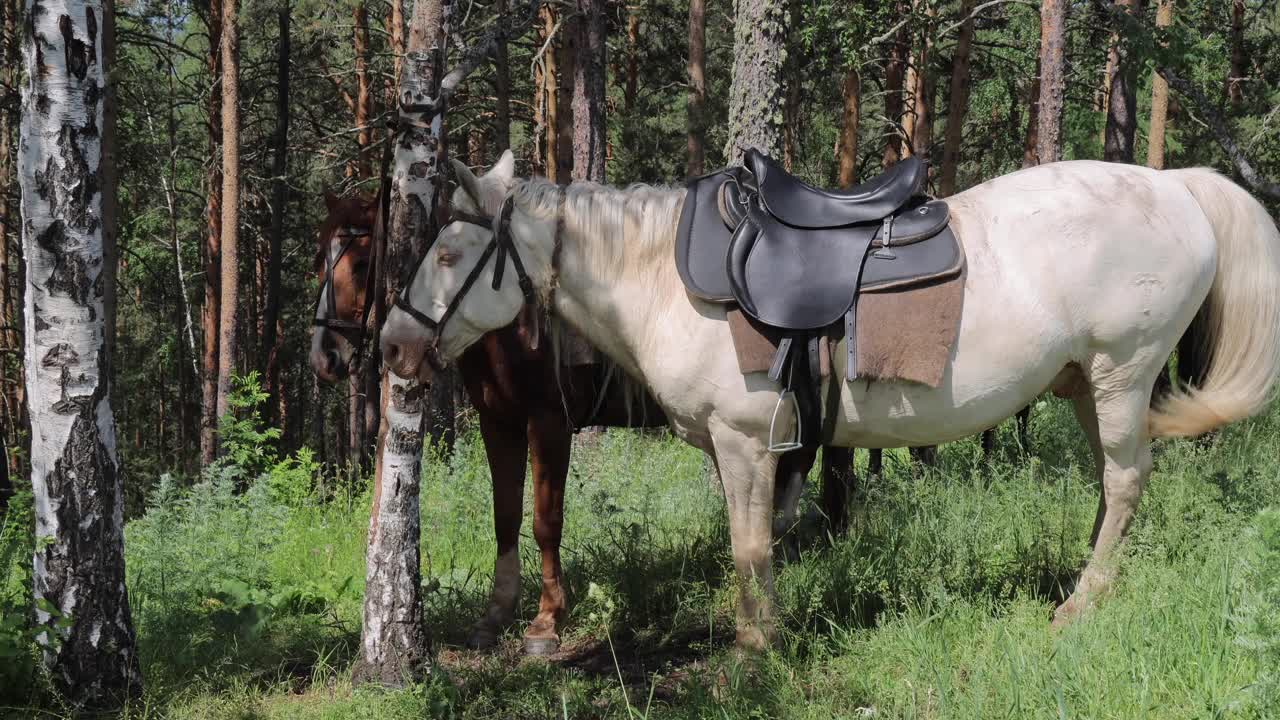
[1055, 381, 1153, 626]
[523, 410, 573, 656]
[712, 423, 779, 651]
[467, 411, 529, 650]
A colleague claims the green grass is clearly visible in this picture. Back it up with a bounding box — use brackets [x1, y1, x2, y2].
[6, 397, 1280, 719]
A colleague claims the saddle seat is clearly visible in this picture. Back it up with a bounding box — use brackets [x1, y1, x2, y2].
[745, 148, 928, 228]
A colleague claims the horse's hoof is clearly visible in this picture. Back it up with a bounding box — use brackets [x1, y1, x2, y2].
[1051, 597, 1085, 628]
[523, 635, 560, 657]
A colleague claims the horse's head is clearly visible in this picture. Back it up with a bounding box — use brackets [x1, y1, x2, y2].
[381, 150, 540, 383]
[310, 190, 379, 382]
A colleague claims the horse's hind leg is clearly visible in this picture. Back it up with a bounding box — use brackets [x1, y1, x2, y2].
[523, 409, 573, 656]
[773, 447, 815, 562]
[468, 411, 529, 650]
[1055, 377, 1154, 626]
[821, 446, 855, 535]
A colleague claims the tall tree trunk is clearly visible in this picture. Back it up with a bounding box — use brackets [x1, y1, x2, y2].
[1227, 0, 1245, 107]
[215, 0, 240, 426]
[1022, 61, 1041, 167]
[1146, 0, 1173, 169]
[836, 67, 860, 188]
[200, 0, 223, 465]
[909, 21, 935, 159]
[938, 0, 975, 196]
[724, 0, 786, 163]
[625, 4, 639, 113]
[101, 0, 117, 369]
[494, 0, 511, 150]
[262, 3, 289, 424]
[20, 0, 141, 707]
[555, 7, 576, 182]
[354, 0, 450, 686]
[686, 0, 707, 177]
[354, 0, 372, 179]
[882, 7, 909, 167]
[539, 5, 560, 181]
[780, 0, 801, 171]
[571, 0, 606, 181]
[1036, 0, 1068, 163]
[1103, 0, 1142, 163]
[0, 0, 14, 489]
[390, 0, 404, 94]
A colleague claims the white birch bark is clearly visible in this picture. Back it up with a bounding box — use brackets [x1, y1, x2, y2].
[18, 0, 140, 707]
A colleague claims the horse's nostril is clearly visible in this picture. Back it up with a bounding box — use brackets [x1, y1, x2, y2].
[384, 342, 400, 366]
[326, 350, 341, 371]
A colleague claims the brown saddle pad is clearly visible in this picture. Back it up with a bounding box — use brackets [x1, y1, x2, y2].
[727, 266, 964, 388]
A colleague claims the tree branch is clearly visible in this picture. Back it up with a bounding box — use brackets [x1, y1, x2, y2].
[433, 0, 549, 111]
[1159, 67, 1280, 201]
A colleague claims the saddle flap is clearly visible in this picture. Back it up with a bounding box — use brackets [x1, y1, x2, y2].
[727, 202, 873, 330]
[873, 200, 949, 246]
[675, 169, 741, 303]
[748, 149, 927, 229]
[860, 226, 964, 292]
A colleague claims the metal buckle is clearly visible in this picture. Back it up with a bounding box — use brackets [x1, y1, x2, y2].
[872, 215, 897, 260]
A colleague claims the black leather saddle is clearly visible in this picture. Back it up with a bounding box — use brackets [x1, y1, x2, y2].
[673, 148, 964, 449]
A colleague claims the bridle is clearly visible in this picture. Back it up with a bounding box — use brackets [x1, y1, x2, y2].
[393, 197, 538, 355]
[312, 146, 393, 369]
[394, 186, 567, 356]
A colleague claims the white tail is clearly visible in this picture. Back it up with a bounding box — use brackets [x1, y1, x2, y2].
[1149, 169, 1280, 438]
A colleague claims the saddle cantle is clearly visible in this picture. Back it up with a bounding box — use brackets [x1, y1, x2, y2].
[672, 149, 965, 449]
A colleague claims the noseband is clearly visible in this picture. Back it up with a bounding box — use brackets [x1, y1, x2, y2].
[393, 196, 542, 353]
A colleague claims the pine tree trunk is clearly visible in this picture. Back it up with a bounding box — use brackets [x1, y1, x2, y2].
[1035, 0, 1068, 164]
[201, 0, 223, 465]
[881, 6, 909, 167]
[686, 0, 707, 177]
[625, 4, 639, 113]
[354, 0, 372, 180]
[571, 0, 606, 181]
[390, 0, 404, 93]
[555, 7, 576, 182]
[724, 0, 786, 163]
[20, 0, 141, 707]
[494, 0, 511, 150]
[1022, 61, 1041, 168]
[262, 3, 289, 422]
[836, 67, 860, 188]
[539, 5, 560, 181]
[215, 0, 240, 425]
[1103, 0, 1142, 163]
[1227, 0, 1244, 107]
[354, 0, 451, 686]
[938, 0, 974, 196]
[910, 26, 935, 159]
[1146, 0, 1173, 169]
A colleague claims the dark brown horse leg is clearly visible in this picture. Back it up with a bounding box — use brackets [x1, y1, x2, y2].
[522, 409, 573, 656]
[869, 448, 883, 477]
[773, 447, 817, 562]
[821, 446, 855, 535]
[1016, 406, 1031, 452]
[467, 410, 529, 650]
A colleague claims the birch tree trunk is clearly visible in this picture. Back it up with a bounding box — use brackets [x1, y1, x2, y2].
[19, 0, 141, 707]
[723, 0, 785, 163]
[938, 0, 974, 196]
[1146, 0, 1173, 169]
[571, 0, 606, 181]
[354, 0, 451, 686]
[686, 0, 706, 177]
[1036, 0, 1068, 164]
[215, 0, 239, 423]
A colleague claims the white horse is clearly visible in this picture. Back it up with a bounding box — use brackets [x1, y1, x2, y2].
[380, 151, 1280, 649]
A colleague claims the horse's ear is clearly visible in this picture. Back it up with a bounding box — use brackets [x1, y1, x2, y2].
[516, 303, 540, 352]
[450, 158, 485, 209]
[323, 190, 340, 211]
[489, 150, 516, 185]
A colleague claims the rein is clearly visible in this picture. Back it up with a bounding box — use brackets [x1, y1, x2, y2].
[394, 186, 565, 355]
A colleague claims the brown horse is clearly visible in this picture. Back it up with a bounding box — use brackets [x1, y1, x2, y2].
[310, 190, 854, 655]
